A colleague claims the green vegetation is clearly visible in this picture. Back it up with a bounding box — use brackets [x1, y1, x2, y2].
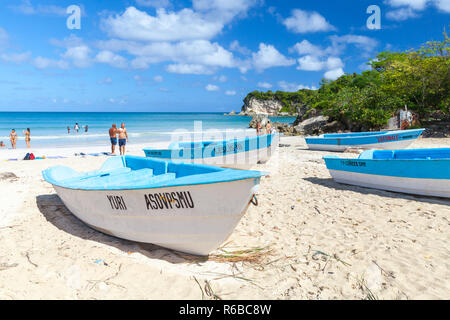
[244, 31, 449, 129]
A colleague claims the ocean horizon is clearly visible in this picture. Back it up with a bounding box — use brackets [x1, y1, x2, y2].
[0, 112, 296, 149]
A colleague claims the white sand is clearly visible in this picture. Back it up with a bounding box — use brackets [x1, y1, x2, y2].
[0, 136, 449, 299]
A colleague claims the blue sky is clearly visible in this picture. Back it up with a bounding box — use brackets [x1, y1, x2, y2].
[0, 0, 448, 112]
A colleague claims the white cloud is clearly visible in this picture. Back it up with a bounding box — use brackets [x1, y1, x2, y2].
[326, 57, 344, 70]
[205, 84, 220, 91]
[283, 9, 336, 34]
[62, 45, 92, 68]
[192, 0, 258, 22]
[386, 7, 419, 20]
[33, 57, 69, 69]
[10, 0, 70, 16]
[278, 81, 317, 92]
[434, 0, 450, 12]
[385, 0, 450, 20]
[225, 90, 237, 95]
[324, 68, 344, 80]
[49, 34, 84, 48]
[98, 77, 113, 84]
[135, 0, 171, 8]
[297, 56, 343, 71]
[229, 40, 251, 55]
[290, 40, 324, 56]
[167, 64, 213, 74]
[297, 55, 325, 71]
[0, 27, 8, 45]
[0, 52, 31, 64]
[252, 43, 296, 72]
[102, 7, 223, 42]
[258, 82, 272, 89]
[102, 40, 236, 72]
[329, 35, 378, 57]
[385, 0, 430, 10]
[95, 50, 128, 68]
[153, 75, 164, 82]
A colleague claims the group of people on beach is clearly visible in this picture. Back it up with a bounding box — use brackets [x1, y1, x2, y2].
[67, 123, 88, 134]
[1, 128, 32, 149]
[256, 120, 273, 135]
[109, 123, 128, 155]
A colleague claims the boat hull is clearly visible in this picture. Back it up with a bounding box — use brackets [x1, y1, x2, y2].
[51, 178, 261, 255]
[143, 134, 279, 169]
[324, 156, 450, 198]
[328, 170, 450, 198]
[306, 129, 424, 152]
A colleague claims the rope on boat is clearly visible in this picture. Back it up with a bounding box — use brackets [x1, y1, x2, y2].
[250, 195, 258, 206]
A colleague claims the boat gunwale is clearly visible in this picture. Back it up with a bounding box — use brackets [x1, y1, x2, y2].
[305, 128, 424, 142]
[47, 177, 260, 192]
[42, 156, 266, 191]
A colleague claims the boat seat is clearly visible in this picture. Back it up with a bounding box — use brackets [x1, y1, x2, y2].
[103, 172, 177, 189]
[62, 167, 132, 184]
[372, 150, 394, 160]
[73, 168, 153, 187]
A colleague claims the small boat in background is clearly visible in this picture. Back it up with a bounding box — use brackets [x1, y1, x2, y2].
[306, 128, 425, 151]
[323, 148, 450, 198]
[143, 133, 280, 169]
[42, 156, 266, 255]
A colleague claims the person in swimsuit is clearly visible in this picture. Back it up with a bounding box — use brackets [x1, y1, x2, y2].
[109, 124, 118, 155]
[23, 128, 31, 148]
[256, 121, 262, 135]
[117, 122, 128, 156]
[0, 141, 5, 148]
[67, 126, 71, 134]
[74, 123, 80, 133]
[9, 129, 17, 149]
[265, 120, 272, 135]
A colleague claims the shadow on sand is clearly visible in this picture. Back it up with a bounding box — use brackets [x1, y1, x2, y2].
[35, 194, 210, 265]
[304, 177, 450, 206]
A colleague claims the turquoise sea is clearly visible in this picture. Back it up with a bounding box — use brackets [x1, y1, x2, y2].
[0, 112, 296, 149]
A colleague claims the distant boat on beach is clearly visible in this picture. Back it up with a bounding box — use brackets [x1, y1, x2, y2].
[42, 156, 266, 255]
[143, 133, 280, 169]
[323, 148, 450, 198]
[306, 129, 425, 151]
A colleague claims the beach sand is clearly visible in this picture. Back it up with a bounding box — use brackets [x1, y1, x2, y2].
[0, 136, 449, 300]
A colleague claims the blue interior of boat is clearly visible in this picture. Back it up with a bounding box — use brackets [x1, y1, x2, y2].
[144, 133, 278, 159]
[359, 148, 450, 160]
[168, 141, 218, 149]
[42, 155, 266, 190]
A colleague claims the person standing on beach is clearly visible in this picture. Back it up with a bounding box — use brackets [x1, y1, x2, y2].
[109, 124, 118, 155]
[74, 123, 80, 133]
[256, 121, 262, 135]
[265, 120, 272, 135]
[23, 128, 31, 148]
[9, 129, 17, 149]
[67, 126, 71, 134]
[117, 122, 128, 155]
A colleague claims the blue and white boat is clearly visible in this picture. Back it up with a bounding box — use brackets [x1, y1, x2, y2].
[143, 133, 280, 169]
[306, 129, 425, 151]
[324, 148, 450, 198]
[42, 156, 266, 255]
